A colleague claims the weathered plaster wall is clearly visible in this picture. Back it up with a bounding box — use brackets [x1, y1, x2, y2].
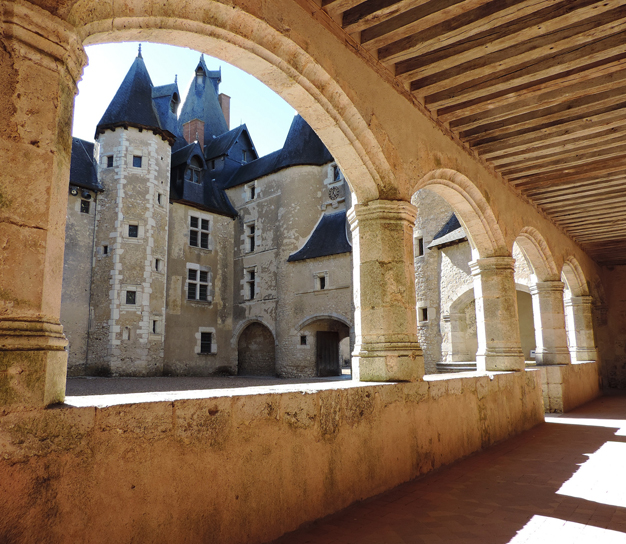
[60, 190, 97, 374]
[164, 203, 235, 375]
[0, 371, 544, 544]
[597, 266, 626, 388]
[227, 162, 353, 378]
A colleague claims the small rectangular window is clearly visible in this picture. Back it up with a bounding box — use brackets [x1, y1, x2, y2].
[155, 258, 161, 271]
[242, 150, 247, 163]
[107, 155, 114, 168]
[247, 224, 256, 253]
[103, 245, 108, 255]
[128, 225, 138, 238]
[300, 335, 307, 346]
[246, 269, 256, 300]
[200, 332, 212, 354]
[421, 308, 428, 322]
[152, 320, 158, 334]
[157, 193, 162, 205]
[187, 268, 210, 301]
[190, 216, 199, 229]
[189, 216, 210, 249]
[80, 200, 90, 214]
[333, 165, 341, 181]
[133, 155, 142, 168]
[201, 232, 209, 249]
[126, 291, 136, 305]
[417, 237, 424, 257]
[189, 230, 198, 247]
[201, 219, 209, 231]
[319, 276, 326, 290]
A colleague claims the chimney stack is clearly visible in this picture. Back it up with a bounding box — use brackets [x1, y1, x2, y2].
[183, 119, 205, 149]
[219, 93, 231, 130]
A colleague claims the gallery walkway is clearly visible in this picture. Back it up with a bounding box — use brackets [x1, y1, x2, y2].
[270, 393, 626, 544]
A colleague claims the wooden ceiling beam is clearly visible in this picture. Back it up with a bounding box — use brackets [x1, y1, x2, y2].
[323, 0, 367, 17]
[396, 1, 623, 83]
[378, 0, 557, 64]
[341, 0, 429, 34]
[514, 158, 626, 190]
[420, 39, 626, 110]
[359, 0, 492, 51]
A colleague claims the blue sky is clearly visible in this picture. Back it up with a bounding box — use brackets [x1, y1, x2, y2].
[72, 42, 296, 157]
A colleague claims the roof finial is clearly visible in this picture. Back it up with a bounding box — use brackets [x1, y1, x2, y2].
[174, 74, 178, 84]
[138, 43, 142, 58]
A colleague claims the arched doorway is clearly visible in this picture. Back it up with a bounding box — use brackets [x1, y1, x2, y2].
[296, 317, 351, 377]
[237, 322, 276, 376]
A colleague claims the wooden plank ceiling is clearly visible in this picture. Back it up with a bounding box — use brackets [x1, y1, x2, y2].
[321, 0, 626, 266]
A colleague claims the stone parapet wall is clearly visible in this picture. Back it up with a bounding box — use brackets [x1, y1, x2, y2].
[539, 361, 601, 413]
[0, 371, 543, 543]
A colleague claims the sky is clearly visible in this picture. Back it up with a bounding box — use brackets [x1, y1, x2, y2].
[72, 42, 296, 157]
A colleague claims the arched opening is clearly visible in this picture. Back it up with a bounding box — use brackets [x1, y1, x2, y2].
[296, 317, 352, 378]
[412, 170, 523, 373]
[562, 258, 597, 362]
[237, 322, 276, 376]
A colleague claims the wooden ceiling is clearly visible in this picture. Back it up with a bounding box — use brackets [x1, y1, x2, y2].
[320, 0, 626, 266]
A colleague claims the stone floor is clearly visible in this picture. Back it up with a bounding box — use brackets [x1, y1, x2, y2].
[270, 392, 626, 544]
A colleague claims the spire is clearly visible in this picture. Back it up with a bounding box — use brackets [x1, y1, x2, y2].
[138, 43, 142, 58]
[175, 74, 177, 84]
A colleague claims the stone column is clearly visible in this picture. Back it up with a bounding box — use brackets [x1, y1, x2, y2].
[530, 281, 571, 365]
[470, 257, 525, 372]
[564, 295, 597, 362]
[0, 2, 86, 407]
[348, 200, 424, 381]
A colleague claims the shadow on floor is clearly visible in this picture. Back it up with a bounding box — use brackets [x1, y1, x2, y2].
[269, 392, 626, 544]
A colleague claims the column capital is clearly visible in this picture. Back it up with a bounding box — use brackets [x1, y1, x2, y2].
[2, 1, 87, 91]
[564, 295, 593, 307]
[0, 319, 67, 351]
[529, 280, 566, 296]
[348, 199, 417, 230]
[469, 256, 515, 276]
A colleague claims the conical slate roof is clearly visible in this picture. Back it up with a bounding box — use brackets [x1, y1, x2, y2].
[95, 48, 175, 144]
[178, 55, 229, 141]
[275, 114, 333, 170]
[287, 211, 351, 262]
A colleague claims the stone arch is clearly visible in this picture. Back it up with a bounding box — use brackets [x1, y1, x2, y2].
[232, 318, 276, 347]
[413, 169, 507, 259]
[513, 227, 559, 282]
[237, 322, 276, 376]
[67, 1, 394, 204]
[561, 257, 589, 297]
[447, 288, 478, 363]
[295, 313, 352, 331]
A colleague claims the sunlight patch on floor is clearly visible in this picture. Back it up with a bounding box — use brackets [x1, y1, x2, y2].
[509, 515, 626, 543]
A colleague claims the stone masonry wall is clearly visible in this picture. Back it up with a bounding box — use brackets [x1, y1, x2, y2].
[87, 127, 171, 376]
[61, 190, 97, 375]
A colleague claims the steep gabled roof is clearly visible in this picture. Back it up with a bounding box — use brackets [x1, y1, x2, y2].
[205, 126, 246, 161]
[171, 142, 206, 169]
[179, 56, 229, 141]
[95, 49, 175, 144]
[428, 214, 467, 249]
[287, 211, 351, 262]
[69, 137, 101, 192]
[222, 115, 333, 189]
[152, 82, 181, 137]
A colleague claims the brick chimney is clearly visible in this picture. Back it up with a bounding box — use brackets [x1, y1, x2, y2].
[183, 119, 205, 149]
[219, 93, 230, 130]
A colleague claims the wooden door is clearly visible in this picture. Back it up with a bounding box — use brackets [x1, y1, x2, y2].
[316, 331, 340, 377]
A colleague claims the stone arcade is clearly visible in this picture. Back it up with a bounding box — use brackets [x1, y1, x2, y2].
[1, 1, 625, 543]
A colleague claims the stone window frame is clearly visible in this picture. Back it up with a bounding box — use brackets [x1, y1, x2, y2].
[188, 212, 213, 251]
[245, 221, 256, 253]
[98, 243, 109, 258]
[122, 221, 145, 242]
[105, 155, 114, 168]
[417, 304, 431, 324]
[245, 181, 256, 201]
[127, 148, 147, 172]
[314, 271, 329, 291]
[243, 266, 257, 301]
[414, 232, 425, 257]
[80, 200, 91, 214]
[185, 263, 212, 304]
[121, 285, 142, 310]
[154, 257, 164, 274]
[156, 192, 165, 207]
[194, 326, 217, 355]
[150, 316, 163, 338]
[298, 333, 310, 349]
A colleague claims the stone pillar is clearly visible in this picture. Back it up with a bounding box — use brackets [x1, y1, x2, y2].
[470, 257, 525, 372]
[0, 2, 86, 408]
[348, 200, 424, 381]
[530, 281, 571, 365]
[564, 295, 597, 362]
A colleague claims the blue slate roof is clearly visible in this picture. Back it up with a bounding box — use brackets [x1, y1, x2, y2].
[222, 115, 333, 189]
[178, 56, 229, 141]
[171, 142, 206, 169]
[69, 137, 101, 192]
[428, 214, 467, 249]
[95, 49, 175, 144]
[287, 211, 351, 262]
[152, 83, 181, 137]
[205, 126, 247, 161]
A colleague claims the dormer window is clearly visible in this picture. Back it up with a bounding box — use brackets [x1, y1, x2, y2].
[196, 67, 205, 85]
[170, 93, 179, 114]
[185, 156, 203, 184]
[242, 150, 248, 164]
